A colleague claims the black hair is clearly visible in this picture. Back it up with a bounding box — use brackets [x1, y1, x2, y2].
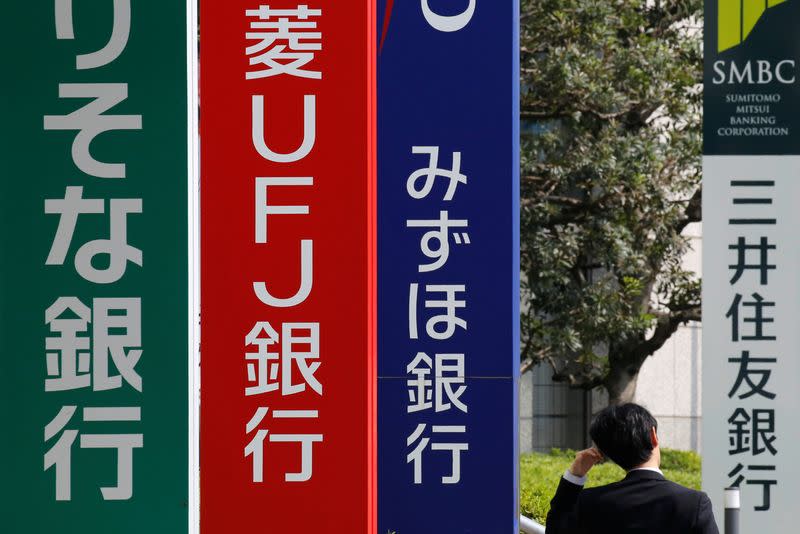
[589, 403, 658, 471]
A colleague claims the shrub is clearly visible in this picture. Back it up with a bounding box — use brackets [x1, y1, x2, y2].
[520, 448, 702, 525]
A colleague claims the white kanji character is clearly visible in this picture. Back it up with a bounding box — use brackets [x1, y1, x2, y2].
[245, 408, 322, 483]
[281, 323, 322, 396]
[45, 297, 92, 392]
[245, 5, 322, 80]
[430, 426, 468, 484]
[270, 410, 323, 482]
[44, 405, 142, 501]
[93, 298, 142, 392]
[406, 211, 470, 272]
[435, 354, 467, 413]
[55, 0, 131, 69]
[406, 424, 468, 485]
[44, 406, 79, 501]
[407, 147, 467, 201]
[80, 407, 143, 500]
[252, 95, 316, 163]
[43, 84, 142, 178]
[406, 352, 433, 413]
[245, 407, 271, 482]
[406, 424, 430, 484]
[245, 323, 281, 396]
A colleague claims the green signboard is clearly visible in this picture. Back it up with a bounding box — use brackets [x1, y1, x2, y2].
[0, 2, 193, 531]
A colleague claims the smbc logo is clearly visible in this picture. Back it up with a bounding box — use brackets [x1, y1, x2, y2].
[719, 0, 786, 52]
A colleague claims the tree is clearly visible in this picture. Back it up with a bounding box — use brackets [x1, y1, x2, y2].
[519, 0, 703, 404]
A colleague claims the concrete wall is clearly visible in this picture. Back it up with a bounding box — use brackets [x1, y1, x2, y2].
[634, 322, 702, 452]
[634, 223, 703, 452]
[520, 364, 589, 453]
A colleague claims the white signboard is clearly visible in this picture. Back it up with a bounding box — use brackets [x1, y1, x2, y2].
[703, 156, 800, 529]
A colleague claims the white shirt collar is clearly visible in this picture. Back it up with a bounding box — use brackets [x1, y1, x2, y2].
[628, 466, 664, 475]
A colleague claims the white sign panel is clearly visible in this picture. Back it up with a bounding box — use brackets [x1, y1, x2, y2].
[703, 156, 800, 530]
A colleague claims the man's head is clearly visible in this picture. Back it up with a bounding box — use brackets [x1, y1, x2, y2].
[589, 403, 659, 471]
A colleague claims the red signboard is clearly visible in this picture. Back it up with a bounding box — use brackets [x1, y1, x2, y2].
[199, 2, 376, 532]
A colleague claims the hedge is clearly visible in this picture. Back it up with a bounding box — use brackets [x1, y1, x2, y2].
[520, 448, 702, 524]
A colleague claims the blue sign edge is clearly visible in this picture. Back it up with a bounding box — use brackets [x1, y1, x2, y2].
[512, 0, 522, 530]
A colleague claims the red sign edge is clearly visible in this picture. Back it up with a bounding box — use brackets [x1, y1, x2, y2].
[367, 0, 378, 531]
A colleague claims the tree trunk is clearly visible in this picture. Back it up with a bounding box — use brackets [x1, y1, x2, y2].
[604, 363, 640, 405]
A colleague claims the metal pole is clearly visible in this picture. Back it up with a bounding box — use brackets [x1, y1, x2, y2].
[724, 487, 740, 534]
[520, 514, 546, 534]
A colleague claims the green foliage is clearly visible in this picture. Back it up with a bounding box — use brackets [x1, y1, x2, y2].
[520, 448, 702, 524]
[520, 0, 704, 398]
[658, 447, 701, 472]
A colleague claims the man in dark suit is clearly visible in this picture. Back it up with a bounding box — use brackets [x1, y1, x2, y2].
[546, 403, 719, 533]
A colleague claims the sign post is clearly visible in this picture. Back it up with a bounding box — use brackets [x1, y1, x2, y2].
[199, 2, 377, 532]
[703, 0, 800, 528]
[0, 2, 194, 532]
[377, 1, 520, 532]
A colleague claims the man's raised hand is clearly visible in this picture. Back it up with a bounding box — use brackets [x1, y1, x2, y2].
[569, 447, 605, 478]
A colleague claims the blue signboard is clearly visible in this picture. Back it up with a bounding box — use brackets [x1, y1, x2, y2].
[377, 1, 520, 532]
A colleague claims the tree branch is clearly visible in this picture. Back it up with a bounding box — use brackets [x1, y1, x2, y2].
[638, 305, 700, 359]
[675, 185, 702, 234]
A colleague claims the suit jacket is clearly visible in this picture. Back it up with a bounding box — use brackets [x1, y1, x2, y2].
[545, 469, 720, 534]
